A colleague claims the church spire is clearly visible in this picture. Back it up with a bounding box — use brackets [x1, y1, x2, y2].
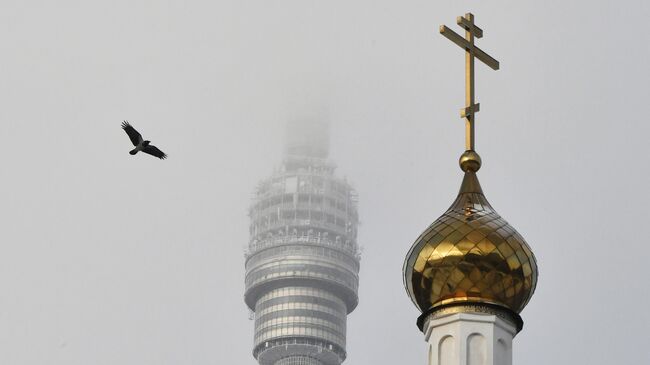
[403, 13, 538, 365]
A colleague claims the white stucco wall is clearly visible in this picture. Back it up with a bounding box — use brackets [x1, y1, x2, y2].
[423, 313, 517, 365]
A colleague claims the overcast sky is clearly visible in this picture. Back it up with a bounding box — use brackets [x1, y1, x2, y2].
[1, 1, 649, 364]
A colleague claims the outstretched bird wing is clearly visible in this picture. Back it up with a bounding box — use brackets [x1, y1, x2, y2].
[142, 145, 167, 160]
[121, 121, 143, 146]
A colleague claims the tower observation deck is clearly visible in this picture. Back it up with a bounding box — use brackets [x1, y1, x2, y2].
[244, 121, 360, 365]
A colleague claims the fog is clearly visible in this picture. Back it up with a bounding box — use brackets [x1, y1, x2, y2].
[0, 0, 648, 364]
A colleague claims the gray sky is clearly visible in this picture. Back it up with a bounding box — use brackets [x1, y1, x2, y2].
[1, 0, 649, 364]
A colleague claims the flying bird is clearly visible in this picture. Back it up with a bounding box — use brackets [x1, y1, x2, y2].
[121, 121, 167, 160]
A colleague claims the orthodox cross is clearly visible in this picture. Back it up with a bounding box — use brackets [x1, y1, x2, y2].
[440, 13, 499, 152]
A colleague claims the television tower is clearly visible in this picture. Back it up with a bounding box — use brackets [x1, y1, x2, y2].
[244, 120, 360, 365]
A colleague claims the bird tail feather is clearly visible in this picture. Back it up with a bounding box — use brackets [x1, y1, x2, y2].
[129, 149, 138, 155]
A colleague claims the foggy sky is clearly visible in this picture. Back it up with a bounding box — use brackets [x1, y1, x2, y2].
[0, 0, 649, 364]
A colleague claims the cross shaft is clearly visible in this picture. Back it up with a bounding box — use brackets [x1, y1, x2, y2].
[440, 13, 499, 152]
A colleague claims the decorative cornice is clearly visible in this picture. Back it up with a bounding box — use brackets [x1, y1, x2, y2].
[417, 301, 523, 333]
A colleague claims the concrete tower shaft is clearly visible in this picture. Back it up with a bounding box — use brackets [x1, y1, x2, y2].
[244, 121, 359, 365]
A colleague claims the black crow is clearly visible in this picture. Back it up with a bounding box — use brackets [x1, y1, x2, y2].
[121, 121, 167, 160]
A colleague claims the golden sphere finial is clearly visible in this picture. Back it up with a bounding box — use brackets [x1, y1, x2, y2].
[459, 150, 482, 172]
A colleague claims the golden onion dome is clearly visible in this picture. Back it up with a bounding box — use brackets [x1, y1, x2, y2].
[403, 167, 538, 316]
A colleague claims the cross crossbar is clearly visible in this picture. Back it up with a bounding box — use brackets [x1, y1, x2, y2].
[439, 25, 499, 70]
[456, 16, 483, 38]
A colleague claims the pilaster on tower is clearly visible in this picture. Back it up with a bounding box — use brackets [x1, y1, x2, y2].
[422, 308, 517, 365]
